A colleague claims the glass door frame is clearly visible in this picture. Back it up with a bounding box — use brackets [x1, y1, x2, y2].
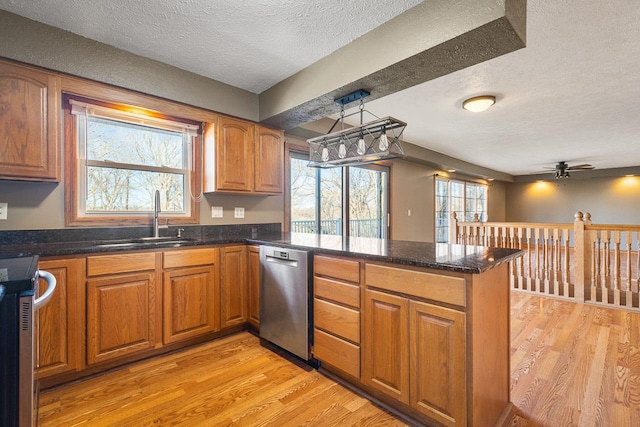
[286, 147, 390, 239]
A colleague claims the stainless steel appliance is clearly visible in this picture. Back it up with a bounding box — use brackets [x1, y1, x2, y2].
[259, 246, 312, 360]
[0, 256, 57, 427]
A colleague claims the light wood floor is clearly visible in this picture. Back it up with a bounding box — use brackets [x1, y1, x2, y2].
[38, 333, 407, 426]
[509, 292, 640, 426]
[39, 292, 640, 426]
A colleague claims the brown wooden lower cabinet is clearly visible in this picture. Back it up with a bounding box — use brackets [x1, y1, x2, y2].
[38, 245, 256, 387]
[362, 289, 467, 425]
[162, 248, 220, 344]
[36, 257, 84, 379]
[362, 289, 410, 404]
[163, 265, 219, 344]
[220, 245, 248, 328]
[362, 281, 467, 426]
[247, 245, 260, 328]
[86, 271, 159, 365]
[409, 300, 466, 426]
[312, 254, 362, 378]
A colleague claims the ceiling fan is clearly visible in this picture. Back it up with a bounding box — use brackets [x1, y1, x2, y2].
[547, 161, 595, 179]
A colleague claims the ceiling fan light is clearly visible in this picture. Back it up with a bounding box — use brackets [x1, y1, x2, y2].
[462, 95, 496, 112]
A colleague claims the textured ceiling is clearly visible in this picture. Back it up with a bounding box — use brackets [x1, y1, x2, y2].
[337, 0, 640, 176]
[1, 0, 639, 177]
[0, 0, 421, 94]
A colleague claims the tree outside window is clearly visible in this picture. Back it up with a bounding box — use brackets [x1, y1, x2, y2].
[289, 151, 388, 238]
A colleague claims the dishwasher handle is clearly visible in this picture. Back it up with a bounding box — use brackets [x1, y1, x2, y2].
[265, 255, 299, 268]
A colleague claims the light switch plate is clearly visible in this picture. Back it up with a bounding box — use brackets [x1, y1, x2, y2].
[0, 202, 7, 220]
[234, 207, 245, 218]
[211, 206, 223, 218]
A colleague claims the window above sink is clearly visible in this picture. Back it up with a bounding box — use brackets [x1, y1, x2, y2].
[63, 94, 202, 227]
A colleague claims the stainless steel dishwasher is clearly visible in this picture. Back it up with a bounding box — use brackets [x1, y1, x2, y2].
[259, 245, 312, 360]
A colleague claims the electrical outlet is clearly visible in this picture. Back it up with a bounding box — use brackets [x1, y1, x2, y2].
[0, 202, 7, 220]
[234, 207, 245, 218]
[211, 206, 223, 218]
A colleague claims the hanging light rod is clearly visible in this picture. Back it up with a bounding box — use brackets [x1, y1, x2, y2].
[307, 90, 407, 168]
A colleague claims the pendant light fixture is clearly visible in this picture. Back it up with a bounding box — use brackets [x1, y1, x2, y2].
[307, 90, 407, 168]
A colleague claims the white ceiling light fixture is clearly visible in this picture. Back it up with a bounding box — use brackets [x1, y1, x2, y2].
[307, 90, 407, 168]
[462, 95, 496, 112]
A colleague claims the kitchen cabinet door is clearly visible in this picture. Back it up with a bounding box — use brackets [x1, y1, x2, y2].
[86, 271, 158, 365]
[410, 300, 466, 427]
[362, 289, 409, 404]
[247, 245, 260, 328]
[254, 125, 283, 194]
[36, 258, 84, 378]
[0, 60, 60, 181]
[220, 245, 248, 328]
[163, 265, 219, 344]
[204, 116, 255, 192]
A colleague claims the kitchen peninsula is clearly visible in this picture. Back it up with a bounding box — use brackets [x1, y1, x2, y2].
[255, 233, 521, 427]
[2, 227, 521, 427]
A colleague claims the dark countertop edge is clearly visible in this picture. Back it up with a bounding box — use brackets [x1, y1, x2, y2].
[1, 235, 523, 275]
[0, 237, 247, 258]
[246, 238, 523, 274]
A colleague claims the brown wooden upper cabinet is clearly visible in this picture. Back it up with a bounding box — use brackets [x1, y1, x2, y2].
[204, 116, 283, 194]
[0, 60, 60, 182]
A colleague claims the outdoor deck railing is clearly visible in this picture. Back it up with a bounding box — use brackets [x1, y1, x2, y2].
[290, 219, 384, 238]
[451, 212, 640, 311]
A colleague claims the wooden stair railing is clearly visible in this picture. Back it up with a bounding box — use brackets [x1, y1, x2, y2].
[450, 212, 640, 311]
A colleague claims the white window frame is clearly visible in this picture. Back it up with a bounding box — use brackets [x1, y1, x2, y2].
[435, 177, 488, 243]
[64, 95, 202, 226]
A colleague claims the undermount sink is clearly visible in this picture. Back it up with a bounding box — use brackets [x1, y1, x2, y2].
[95, 237, 195, 248]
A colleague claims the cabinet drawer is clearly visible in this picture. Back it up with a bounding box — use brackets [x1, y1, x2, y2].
[163, 247, 219, 269]
[314, 298, 360, 344]
[314, 276, 360, 309]
[314, 255, 360, 283]
[366, 263, 466, 307]
[87, 252, 157, 276]
[314, 329, 360, 378]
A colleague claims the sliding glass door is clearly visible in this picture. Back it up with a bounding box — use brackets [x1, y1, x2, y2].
[289, 152, 389, 238]
[348, 165, 388, 238]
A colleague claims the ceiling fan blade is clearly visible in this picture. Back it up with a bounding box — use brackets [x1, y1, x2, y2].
[566, 164, 594, 170]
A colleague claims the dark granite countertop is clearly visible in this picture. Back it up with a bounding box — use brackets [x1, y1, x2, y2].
[249, 233, 522, 274]
[0, 226, 522, 274]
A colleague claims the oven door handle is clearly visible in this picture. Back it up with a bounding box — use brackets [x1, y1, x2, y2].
[34, 270, 57, 311]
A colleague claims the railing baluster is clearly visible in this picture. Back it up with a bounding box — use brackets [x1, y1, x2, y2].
[553, 228, 561, 296]
[543, 228, 550, 294]
[534, 227, 541, 293]
[613, 230, 621, 306]
[624, 231, 632, 307]
[635, 231, 640, 296]
[563, 229, 570, 297]
[591, 231, 600, 302]
[525, 227, 532, 292]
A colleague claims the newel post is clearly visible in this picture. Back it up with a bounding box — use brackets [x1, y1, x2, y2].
[450, 212, 458, 244]
[573, 211, 591, 302]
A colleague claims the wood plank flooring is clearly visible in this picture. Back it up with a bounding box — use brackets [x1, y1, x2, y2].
[509, 291, 640, 426]
[38, 333, 407, 426]
[39, 292, 640, 426]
